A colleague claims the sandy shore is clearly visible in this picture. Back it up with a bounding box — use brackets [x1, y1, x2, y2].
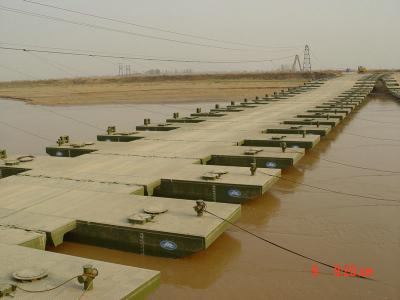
[0, 72, 335, 106]
[394, 72, 400, 84]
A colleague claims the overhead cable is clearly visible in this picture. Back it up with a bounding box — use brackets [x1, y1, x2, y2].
[21, 0, 302, 51]
[0, 46, 296, 64]
[0, 5, 298, 53]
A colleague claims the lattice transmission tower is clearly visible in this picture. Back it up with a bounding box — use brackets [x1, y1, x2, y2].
[118, 63, 124, 76]
[303, 45, 312, 72]
[291, 55, 302, 72]
[125, 64, 131, 76]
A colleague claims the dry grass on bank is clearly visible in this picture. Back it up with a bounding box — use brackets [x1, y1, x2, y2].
[393, 73, 400, 83]
[0, 71, 339, 106]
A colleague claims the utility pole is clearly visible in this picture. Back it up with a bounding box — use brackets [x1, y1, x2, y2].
[125, 65, 131, 76]
[118, 63, 124, 76]
[303, 45, 312, 72]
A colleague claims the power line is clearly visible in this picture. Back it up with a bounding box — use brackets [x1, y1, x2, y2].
[309, 48, 321, 69]
[0, 41, 250, 62]
[27, 51, 76, 77]
[0, 63, 37, 80]
[20, 0, 302, 51]
[0, 41, 172, 60]
[27, 50, 91, 77]
[0, 5, 299, 54]
[0, 46, 296, 64]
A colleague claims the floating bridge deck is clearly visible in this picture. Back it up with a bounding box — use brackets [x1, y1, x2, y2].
[0, 73, 380, 298]
[0, 243, 160, 299]
[381, 73, 400, 99]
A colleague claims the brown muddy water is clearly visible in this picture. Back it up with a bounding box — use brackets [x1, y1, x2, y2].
[0, 100, 226, 155]
[1, 95, 399, 299]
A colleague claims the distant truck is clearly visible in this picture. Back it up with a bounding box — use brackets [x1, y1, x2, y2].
[358, 66, 367, 73]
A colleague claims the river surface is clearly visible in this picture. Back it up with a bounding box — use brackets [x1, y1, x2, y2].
[0, 95, 399, 299]
[0, 99, 225, 155]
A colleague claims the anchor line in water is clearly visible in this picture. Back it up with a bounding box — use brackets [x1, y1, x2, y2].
[158, 104, 196, 112]
[37, 106, 104, 131]
[354, 117, 400, 125]
[289, 149, 400, 174]
[307, 151, 400, 174]
[205, 209, 373, 280]
[128, 106, 170, 117]
[260, 171, 400, 203]
[341, 132, 400, 142]
[0, 120, 54, 143]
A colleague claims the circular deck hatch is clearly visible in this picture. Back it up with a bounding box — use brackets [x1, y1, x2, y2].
[12, 268, 48, 282]
[144, 206, 168, 214]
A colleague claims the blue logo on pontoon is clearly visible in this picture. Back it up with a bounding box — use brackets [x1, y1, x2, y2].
[55, 151, 63, 157]
[228, 189, 242, 198]
[265, 161, 277, 168]
[291, 145, 299, 149]
[160, 240, 177, 251]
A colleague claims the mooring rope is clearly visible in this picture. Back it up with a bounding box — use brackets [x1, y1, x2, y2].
[205, 208, 373, 280]
[15, 275, 80, 293]
[354, 117, 400, 125]
[287, 148, 400, 174]
[0, 120, 54, 143]
[342, 132, 400, 142]
[37, 106, 103, 131]
[259, 171, 400, 203]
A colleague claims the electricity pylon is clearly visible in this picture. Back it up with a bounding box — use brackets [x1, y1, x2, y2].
[291, 55, 302, 72]
[303, 45, 312, 72]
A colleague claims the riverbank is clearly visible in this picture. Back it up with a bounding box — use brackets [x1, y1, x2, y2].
[0, 71, 337, 105]
[394, 72, 400, 84]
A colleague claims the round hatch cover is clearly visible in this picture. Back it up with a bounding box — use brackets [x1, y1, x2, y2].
[12, 268, 48, 282]
[144, 206, 168, 214]
[4, 160, 20, 166]
[17, 155, 35, 163]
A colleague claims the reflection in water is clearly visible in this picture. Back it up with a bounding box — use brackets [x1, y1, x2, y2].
[240, 192, 281, 226]
[1, 95, 400, 299]
[51, 233, 241, 290]
[0, 99, 227, 155]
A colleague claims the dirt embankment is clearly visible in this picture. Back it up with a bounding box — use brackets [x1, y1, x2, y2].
[0, 71, 339, 106]
[393, 72, 400, 84]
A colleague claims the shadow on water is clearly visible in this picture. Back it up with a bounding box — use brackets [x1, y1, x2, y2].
[218, 98, 386, 229]
[239, 192, 281, 226]
[51, 232, 241, 289]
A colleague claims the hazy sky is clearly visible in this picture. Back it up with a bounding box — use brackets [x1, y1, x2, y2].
[0, 0, 399, 81]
